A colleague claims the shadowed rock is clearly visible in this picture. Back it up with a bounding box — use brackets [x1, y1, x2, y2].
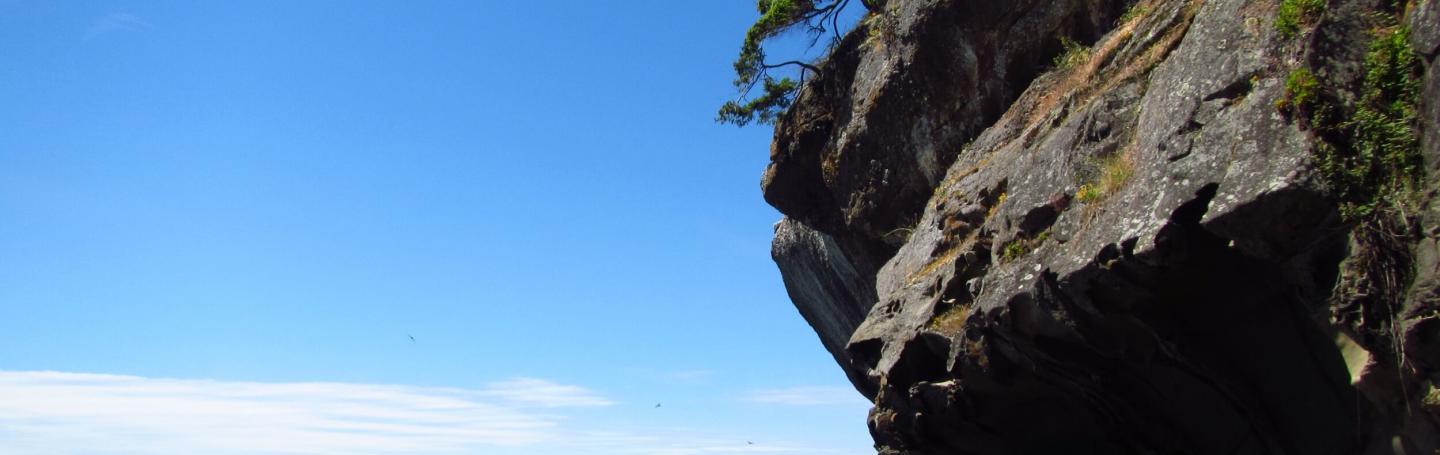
[761, 0, 1440, 452]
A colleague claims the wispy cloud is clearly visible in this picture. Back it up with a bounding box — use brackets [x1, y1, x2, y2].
[742, 386, 868, 407]
[84, 12, 150, 40]
[559, 432, 829, 455]
[0, 371, 868, 455]
[0, 371, 607, 454]
[481, 377, 615, 408]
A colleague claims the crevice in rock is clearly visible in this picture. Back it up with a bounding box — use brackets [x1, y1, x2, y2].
[868, 185, 1371, 453]
[848, 337, 886, 400]
[889, 334, 953, 387]
[1203, 72, 1258, 103]
[766, 0, 1440, 451]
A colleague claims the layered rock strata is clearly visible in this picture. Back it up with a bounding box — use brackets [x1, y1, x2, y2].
[763, 0, 1440, 452]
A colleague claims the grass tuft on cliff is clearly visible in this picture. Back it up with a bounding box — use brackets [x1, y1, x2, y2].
[1077, 152, 1134, 204]
[1052, 37, 1092, 70]
[1316, 25, 1422, 219]
[999, 231, 1050, 263]
[1277, 67, 1320, 113]
[1275, 0, 1326, 38]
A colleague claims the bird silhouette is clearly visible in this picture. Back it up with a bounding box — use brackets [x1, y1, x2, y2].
[747, 441, 754, 445]
[408, 334, 415, 342]
[654, 403, 661, 408]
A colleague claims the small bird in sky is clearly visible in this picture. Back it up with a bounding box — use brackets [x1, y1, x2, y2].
[654, 403, 661, 408]
[747, 441, 754, 445]
[408, 334, 415, 342]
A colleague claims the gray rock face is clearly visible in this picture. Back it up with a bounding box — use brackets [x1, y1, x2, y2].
[771, 217, 877, 390]
[761, 0, 1440, 453]
[764, 0, 1130, 311]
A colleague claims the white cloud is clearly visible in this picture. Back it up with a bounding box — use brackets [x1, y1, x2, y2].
[0, 371, 869, 455]
[559, 432, 827, 455]
[742, 386, 869, 407]
[0, 371, 607, 455]
[480, 377, 616, 408]
[84, 13, 150, 40]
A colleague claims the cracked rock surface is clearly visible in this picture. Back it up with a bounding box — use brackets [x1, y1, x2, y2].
[762, 0, 1440, 453]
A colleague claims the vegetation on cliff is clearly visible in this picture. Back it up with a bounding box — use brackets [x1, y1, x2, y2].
[1278, 4, 1422, 219]
[717, 0, 882, 126]
[760, 0, 1439, 451]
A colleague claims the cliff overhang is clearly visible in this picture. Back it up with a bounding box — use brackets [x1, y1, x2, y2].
[762, 0, 1440, 452]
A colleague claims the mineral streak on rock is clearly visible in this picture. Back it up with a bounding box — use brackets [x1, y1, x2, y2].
[762, 0, 1440, 453]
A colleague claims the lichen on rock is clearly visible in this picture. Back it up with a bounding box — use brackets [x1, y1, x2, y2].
[760, 0, 1440, 452]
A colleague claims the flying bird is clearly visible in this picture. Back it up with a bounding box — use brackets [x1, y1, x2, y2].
[654, 402, 661, 408]
[408, 334, 415, 342]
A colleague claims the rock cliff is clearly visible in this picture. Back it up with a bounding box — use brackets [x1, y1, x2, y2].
[761, 0, 1440, 453]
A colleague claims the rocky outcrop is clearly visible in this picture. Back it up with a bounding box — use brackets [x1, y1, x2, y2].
[772, 218, 878, 389]
[763, 0, 1440, 453]
[766, 0, 1132, 396]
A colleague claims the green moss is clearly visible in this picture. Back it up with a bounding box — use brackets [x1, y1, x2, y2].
[1053, 37, 1092, 71]
[1277, 67, 1320, 113]
[999, 239, 1028, 262]
[1275, 0, 1326, 38]
[1119, 3, 1150, 24]
[1312, 25, 1423, 219]
[862, 10, 897, 48]
[999, 231, 1051, 263]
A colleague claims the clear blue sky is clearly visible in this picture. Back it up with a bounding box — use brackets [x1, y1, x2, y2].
[0, 1, 872, 453]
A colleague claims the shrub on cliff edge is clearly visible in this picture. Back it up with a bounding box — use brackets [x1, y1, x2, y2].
[717, 0, 883, 126]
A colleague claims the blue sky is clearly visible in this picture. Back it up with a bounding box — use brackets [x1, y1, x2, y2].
[0, 1, 872, 453]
